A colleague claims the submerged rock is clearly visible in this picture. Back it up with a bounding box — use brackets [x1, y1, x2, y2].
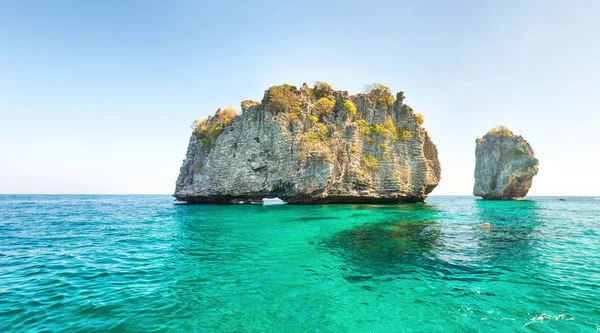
[320, 219, 442, 268]
[473, 126, 538, 200]
[175, 83, 441, 204]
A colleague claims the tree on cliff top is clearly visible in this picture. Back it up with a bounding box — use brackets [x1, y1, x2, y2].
[264, 84, 302, 113]
[365, 83, 395, 108]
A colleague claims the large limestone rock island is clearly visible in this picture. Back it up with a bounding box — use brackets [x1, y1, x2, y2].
[473, 126, 539, 200]
[175, 82, 441, 204]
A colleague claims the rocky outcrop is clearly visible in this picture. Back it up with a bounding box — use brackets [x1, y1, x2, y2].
[175, 83, 441, 204]
[473, 127, 538, 200]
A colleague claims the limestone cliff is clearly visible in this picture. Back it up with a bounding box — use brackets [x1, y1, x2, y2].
[175, 83, 441, 204]
[473, 127, 538, 200]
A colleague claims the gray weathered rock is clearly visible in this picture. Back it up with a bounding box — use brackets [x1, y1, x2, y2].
[473, 128, 538, 199]
[175, 83, 441, 204]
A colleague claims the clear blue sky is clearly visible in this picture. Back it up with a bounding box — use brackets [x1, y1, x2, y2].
[1, 0, 599, 195]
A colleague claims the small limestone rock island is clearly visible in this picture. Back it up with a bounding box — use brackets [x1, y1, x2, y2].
[175, 82, 441, 204]
[473, 126, 539, 200]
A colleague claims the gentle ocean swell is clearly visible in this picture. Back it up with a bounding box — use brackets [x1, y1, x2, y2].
[0, 195, 599, 332]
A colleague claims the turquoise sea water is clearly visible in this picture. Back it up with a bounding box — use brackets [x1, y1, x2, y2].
[0, 195, 599, 332]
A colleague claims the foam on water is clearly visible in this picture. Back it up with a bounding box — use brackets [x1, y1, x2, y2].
[262, 197, 286, 205]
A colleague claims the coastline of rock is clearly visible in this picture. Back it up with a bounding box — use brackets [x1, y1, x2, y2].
[473, 126, 538, 200]
[174, 82, 441, 204]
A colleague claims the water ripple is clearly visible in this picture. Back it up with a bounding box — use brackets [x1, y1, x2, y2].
[0, 195, 598, 332]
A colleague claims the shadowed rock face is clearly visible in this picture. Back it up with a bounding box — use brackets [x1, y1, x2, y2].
[174, 84, 441, 204]
[473, 132, 538, 200]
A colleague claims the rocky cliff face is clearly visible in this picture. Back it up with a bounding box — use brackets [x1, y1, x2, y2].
[175, 83, 441, 204]
[473, 127, 538, 199]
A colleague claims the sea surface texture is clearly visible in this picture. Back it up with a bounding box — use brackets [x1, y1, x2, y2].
[1, 195, 599, 332]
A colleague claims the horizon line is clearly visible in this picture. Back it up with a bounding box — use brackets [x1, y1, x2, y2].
[1, 194, 598, 197]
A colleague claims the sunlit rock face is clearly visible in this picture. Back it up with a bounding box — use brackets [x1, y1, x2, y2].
[175, 83, 441, 204]
[473, 128, 538, 200]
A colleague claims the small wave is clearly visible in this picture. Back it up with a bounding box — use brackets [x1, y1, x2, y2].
[524, 313, 574, 327]
[262, 197, 287, 205]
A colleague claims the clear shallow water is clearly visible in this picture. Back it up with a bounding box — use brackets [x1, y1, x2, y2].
[1, 195, 599, 332]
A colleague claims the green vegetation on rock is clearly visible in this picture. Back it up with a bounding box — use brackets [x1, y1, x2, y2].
[488, 125, 514, 137]
[356, 119, 371, 135]
[192, 107, 238, 148]
[299, 128, 330, 162]
[414, 113, 424, 126]
[371, 124, 384, 136]
[317, 124, 329, 139]
[368, 119, 398, 141]
[314, 97, 335, 115]
[361, 154, 380, 170]
[313, 81, 333, 100]
[308, 115, 319, 123]
[399, 128, 412, 141]
[382, 120, 398, 140]
[288, 112, 300, 123]
[264, 84, 301, 113]
[343, 99, 357, 116]
[365, 83, 395, 108]
[304, 132, 319, 142]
